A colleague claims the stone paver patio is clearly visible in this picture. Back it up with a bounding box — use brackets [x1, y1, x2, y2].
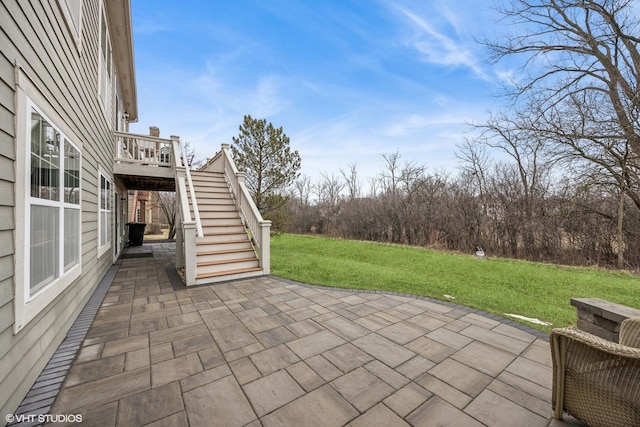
[22, 242, 586, 426]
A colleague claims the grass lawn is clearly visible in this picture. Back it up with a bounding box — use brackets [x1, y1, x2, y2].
[271, 233, 640, 333]
[144, 228, 170, 241]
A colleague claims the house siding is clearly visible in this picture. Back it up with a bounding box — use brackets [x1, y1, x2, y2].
[0, 0, 124, 417]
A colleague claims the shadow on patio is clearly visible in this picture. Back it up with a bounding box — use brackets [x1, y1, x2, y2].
[15, 242, 587, 426]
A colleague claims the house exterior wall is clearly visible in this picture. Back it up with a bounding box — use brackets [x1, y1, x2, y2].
[0, 0, 130, 417]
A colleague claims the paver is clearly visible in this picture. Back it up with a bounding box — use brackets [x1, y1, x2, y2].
[50, 367, 150, 413]
[505, 356, 553, 390]
[465, 389, 549, 427]
[353, 313, 393, 331]
[286, 330, 346, 359]
[117, 381, 184, 426]
[487, 379, 551, 418]
[497, 370, 551, 402]
[405, 336, 456, 363]
[416, 373, 473, 409]
[261, 384, 359, 427]
[229, 357, 262, 385]
[181, 364, 232, 392]
[151, 353, 203, 387]
[407, 396, 484, 427]
[305, 355, 343, 382]
[183, 375, 256, 426]
[451, 341, 517, 376]
[383, 382, 432, 418]
[351, 334, 415, 367]
[363, 360, 410, 389]
[346, 402, 411, 427]
[396, 355, 436, 380]
[331, 367, 395, 411]
[243, 370, 305, 417]
[323, 343, 374, 373]
[210, 323, 257, 353]
[460, 325, 531, 354]
[428, 359, 493, 397]
[286, 361, 326, 392]
[426, 327, 474, 349]
[250, 344, 300, 375]
[321, 316, 371, 340]
[65, 354, 125, 387]
[377, 321, 427, 344]
[255, 326, 298, 348]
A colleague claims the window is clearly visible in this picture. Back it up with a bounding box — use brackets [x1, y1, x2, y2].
[98, 169, 112, 255]
[99, 4, 113, 118]
[59, 0, 83, 47]
[15, 70, 83, 333]
[29, 107, 82, 294]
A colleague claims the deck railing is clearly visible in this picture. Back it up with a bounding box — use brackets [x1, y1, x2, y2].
[114, 131, 173, 167]
[204, 144, 271, 274]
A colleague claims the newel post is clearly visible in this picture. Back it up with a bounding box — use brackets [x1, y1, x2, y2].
[236, 171, 246, 209]
[221, 143, 230, 173]
[260, 220, 271, 274]
[170, 135, 180, 165]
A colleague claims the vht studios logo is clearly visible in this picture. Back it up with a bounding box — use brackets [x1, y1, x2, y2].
[6, 413, 83, 424]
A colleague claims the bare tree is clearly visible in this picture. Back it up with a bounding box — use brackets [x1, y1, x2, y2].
[316, 172, 344, 206]
[485, 0, 640, 263]
[314, 172, 345, 235]
[381, 150, 401, 196]
[292, 175, 313, 206]
[287, 175, 316, 233]
[157, 192, 177, 239]
[340, 163, 361, 200]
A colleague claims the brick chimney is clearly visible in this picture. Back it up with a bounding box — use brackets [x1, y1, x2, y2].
[149, 126, 159, 137]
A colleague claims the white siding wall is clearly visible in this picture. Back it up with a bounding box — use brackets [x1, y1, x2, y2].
[0, 0, 122, 417]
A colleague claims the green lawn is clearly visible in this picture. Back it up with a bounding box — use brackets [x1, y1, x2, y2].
[271, 233, 640, 333]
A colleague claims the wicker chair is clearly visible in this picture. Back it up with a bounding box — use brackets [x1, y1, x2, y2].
[550, 317, 640, 427]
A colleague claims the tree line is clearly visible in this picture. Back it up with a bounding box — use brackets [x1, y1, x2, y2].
[285, 146, 640, 269]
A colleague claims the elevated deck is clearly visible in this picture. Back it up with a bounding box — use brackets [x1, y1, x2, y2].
[113, 131, 176, 191]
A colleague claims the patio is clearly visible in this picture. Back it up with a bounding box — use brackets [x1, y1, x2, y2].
[16, 242, 584, 426]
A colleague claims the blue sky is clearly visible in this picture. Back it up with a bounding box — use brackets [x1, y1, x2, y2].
[129, 0, 514, 183]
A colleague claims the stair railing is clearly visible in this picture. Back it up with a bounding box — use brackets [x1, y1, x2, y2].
[179, 139, 203, 238]
[172, 136, 199, 285]
[204, 144, 271, 274]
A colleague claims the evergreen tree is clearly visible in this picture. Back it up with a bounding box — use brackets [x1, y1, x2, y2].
[231, 115, 301, 227]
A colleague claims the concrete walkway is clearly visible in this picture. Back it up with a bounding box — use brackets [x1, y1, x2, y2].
[40, 243, 579, 426]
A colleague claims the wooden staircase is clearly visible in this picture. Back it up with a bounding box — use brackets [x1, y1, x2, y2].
[188, 170, 263, 283]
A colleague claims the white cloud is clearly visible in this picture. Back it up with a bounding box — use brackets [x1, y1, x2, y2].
[391, 5, 489, 80]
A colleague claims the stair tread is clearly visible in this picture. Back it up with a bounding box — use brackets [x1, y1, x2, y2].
[198, 256, 258, 267]
[196, 238, 251, 245]
[200, 231, 247, 237]
[197, 266, 263, 280]
[198, 248, 255, 256]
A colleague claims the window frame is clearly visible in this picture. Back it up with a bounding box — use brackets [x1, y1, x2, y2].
[58, 0, 83, 50]
[97, 168, 112, 257]
[14, 69, 83, 333]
